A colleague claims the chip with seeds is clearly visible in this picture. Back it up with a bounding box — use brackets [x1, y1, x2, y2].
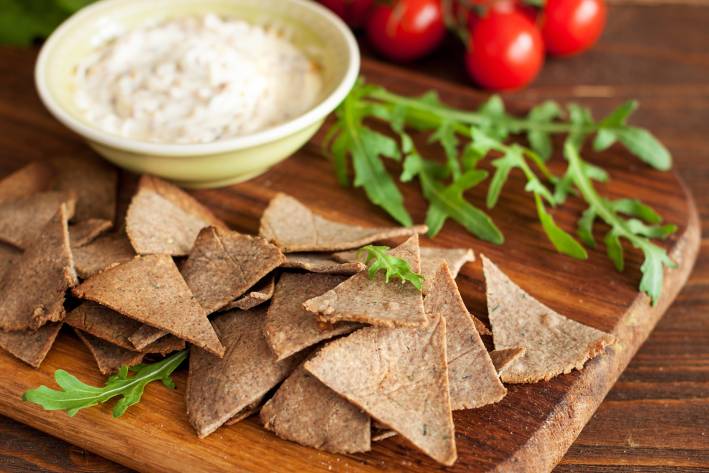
[70, 219, 113, 248]
[181, 226, 284, 314]
[0, 191, 76, 249]
[0, 204, 77, 331]
[482, 255, 615, 383]
[259, 193, 427, 252]
[49, 154, 117, 222]
[0, 162, 52, 203]
[186, 308, 303, 438]
[0, 322, 62, 368]
[72, 254, 224, 357]
[282, 253, 365, 275]
[75, 330, 146, 375]
[303, 235, 427, 328]
[425, 263, 505, 410]
[126, 176, 228, 256]
[305, 313, 456, 466]
[264, 273, 358, 360]
[72, 233, 135, 279]
[261, 365, 371, 454]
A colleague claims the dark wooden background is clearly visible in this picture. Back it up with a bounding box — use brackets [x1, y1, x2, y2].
[0, 1, 707, 471]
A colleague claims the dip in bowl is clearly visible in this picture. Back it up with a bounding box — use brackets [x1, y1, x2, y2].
[36, 0, 359, 188]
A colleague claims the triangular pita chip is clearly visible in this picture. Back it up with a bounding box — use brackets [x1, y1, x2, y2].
[282, 253, 365, 275]
[181, 227, 284, 313]
[490, 347, 526, 376]
[0, 162, 52, 203]
[425, 263, 505, 410]
[0, 204, 77, 331]
[72, 233, 135, 279]
[333, 246, 475, 294]
[264, 273, 358, 360]
[261, 365, 371, 454]
[482, 255, 614, 383]
[305, 313, 456, 466]
[49, 154, 117, 222]
[0, 322, 62, 368]
[70, 219, 113, 248]
[185, 308, 303, 438]
[65, 302, 184, 354]
[126, 175, 228, 256]
[259, 193, 427, 252]
[222, 276, 275, 311]
[303, 235, 427, 328]
[72, 254, 224, 357]
[128, 324, 166, 351]
[75, 330, 145, 375]
[225, 397, 264, 426]
[0, 191, 76, 249]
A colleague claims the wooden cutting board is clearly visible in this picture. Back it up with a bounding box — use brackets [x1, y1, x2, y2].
[0, 60, 700, 473]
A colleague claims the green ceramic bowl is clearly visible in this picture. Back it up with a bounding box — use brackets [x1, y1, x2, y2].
[35, 0, 359, 188]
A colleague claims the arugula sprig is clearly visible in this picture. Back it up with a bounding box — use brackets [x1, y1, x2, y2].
[22, 350, 187, 417]
[326, 79, 677, 303]
[358, 244, 424, 291]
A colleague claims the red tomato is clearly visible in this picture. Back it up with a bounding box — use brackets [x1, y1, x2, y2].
[465, 9, 544, 90]
[366, 0, 446, 63]
[541, 0, 606, 56]
[318, 0, 374, 29]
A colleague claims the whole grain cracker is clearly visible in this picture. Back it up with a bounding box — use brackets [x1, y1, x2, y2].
[260, 365, 371, 454]
[49, 154, 118, 222]
[0, 322, 62, 368]
[482, 255, 615, 383]
[264, 273, 358, 360]
[0, 162, 52, 203]
[181, 226, 283, 314]
[303, 235, 427, 328]
[72, 254, 224, 357]
[0, 204, 77, 331]
[126, 175, 228, 256]
[185, 308, 303, 438]
[259, 193, 427, 252]
[304, 313, 457, 466]
[282, 253, 365, 275]
[0, 191, 76, 249]
[425, 263, 505, 410]
[72, 233, 135, 279]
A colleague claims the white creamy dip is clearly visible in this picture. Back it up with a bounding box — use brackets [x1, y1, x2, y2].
[74, 14, 323, 144]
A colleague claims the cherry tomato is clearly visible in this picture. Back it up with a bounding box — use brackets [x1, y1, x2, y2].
[465, 9, 544, 90]
[318, 0, 374, 29]
[456, 1, 537, 31]
[541, 0, 606, 56]
[366, 0, 446, 63]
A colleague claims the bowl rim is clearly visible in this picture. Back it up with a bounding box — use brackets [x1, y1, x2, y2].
[35, 0, 360, 157]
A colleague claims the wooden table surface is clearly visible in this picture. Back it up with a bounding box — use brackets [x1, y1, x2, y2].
[0, 1, 707, 472]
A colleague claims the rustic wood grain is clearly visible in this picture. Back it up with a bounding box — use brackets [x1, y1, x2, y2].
[0, 2, 707, 472]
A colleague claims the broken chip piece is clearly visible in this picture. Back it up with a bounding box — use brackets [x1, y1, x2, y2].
[259, 193, 427, 252]
[303, 235, 427, 328]
[126, 175, 228, 256]
[305, 313, 457, 466]
[72, 254, 224, 357]
[222, 276, 275, 312]
[482, 255, 615, 383]
[186, 308, 303, 438]
[261, 365, 371, 454]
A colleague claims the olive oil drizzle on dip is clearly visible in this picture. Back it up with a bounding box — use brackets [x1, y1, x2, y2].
[74, 14, 323, 144]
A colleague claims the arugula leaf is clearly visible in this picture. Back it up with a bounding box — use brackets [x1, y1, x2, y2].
[358, 245, 424, 290]
[614, 127, 672, 171]
[23, 350, 187, 417]
[536, 194, 588, 259]
[527, 101, 561, 160]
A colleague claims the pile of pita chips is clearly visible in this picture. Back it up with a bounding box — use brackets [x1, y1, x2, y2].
[0, 159, 618, 467]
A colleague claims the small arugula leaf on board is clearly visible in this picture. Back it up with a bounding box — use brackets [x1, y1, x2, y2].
[477, 95, 511, 140]
[577, 207, 598, 247]
[566, 103, 595, 149]
[23, 350, 187, 417]
[535, 194, 588, 259]
[527, 100, 562, 160]
[639, 244, 677, 305]
[603, 229, 625, 271]
[487, 146, 524, 208]
[429, 120, 461, 178]
[611, 198, 663, 224]
[358, 245, 424, 290]
[613, 127, 672, 171]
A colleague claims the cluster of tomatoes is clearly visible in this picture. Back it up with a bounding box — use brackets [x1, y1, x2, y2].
[318, 0, 607, 91]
